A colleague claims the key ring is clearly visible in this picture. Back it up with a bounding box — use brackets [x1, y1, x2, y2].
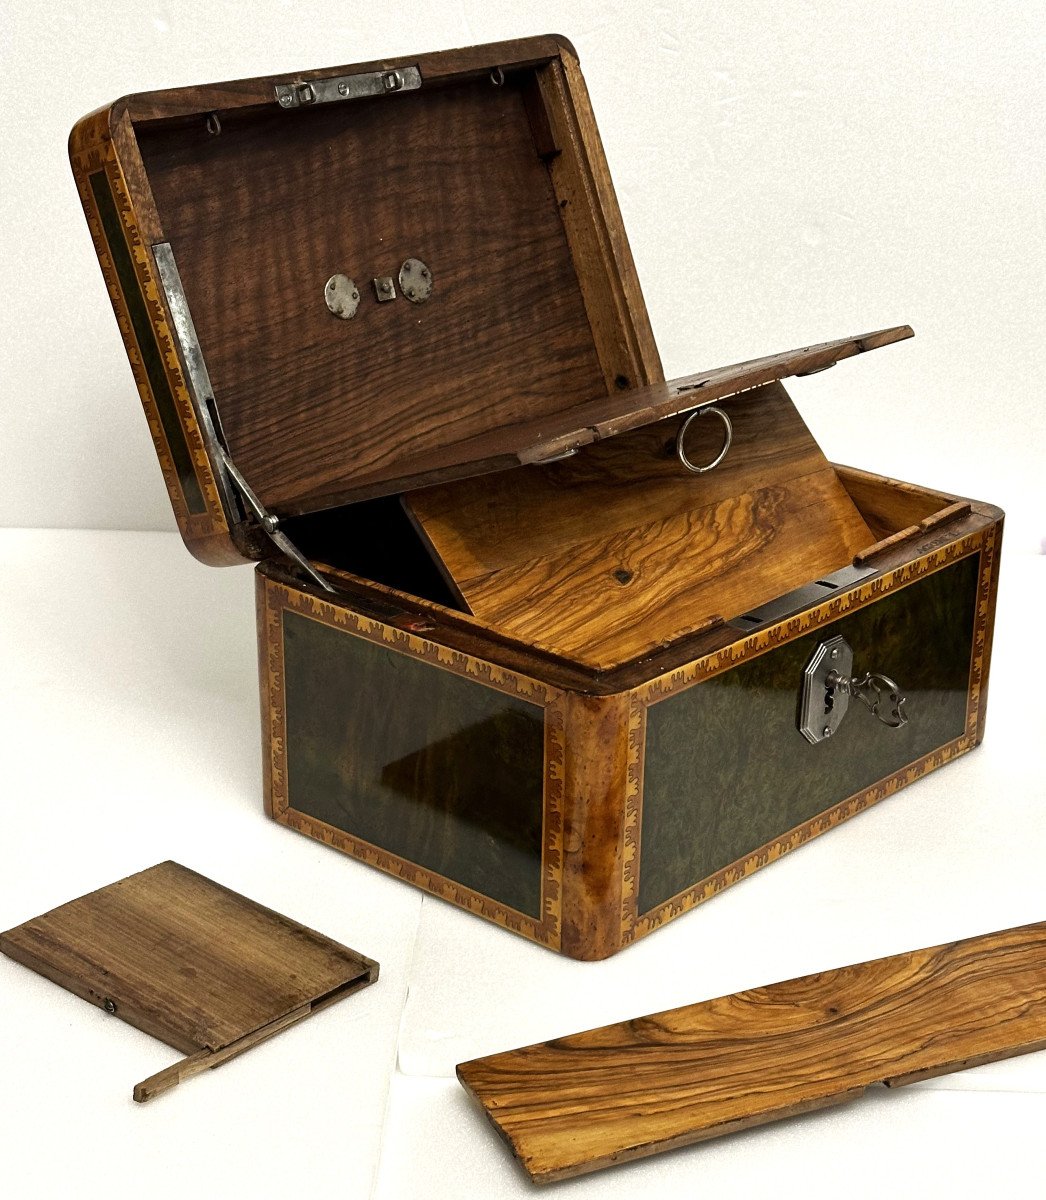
[676, 405, 733, 474]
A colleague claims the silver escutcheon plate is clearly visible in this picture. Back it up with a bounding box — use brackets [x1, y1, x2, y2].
[798, 635, 853, 744]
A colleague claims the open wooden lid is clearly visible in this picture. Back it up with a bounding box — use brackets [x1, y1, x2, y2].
[72, 34, 912, 578]
[72, 36, 663, 564]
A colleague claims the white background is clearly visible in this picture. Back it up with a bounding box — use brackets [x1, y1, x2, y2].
[1, 2, 1044, 1198]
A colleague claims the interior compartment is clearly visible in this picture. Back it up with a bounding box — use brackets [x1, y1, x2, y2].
[288, 439, 970, 673]
[401, 382, 870, 670]
[110, 49, 965, 673]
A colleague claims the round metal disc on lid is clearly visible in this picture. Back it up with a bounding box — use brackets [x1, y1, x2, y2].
[398, 258, 433, 304]
[324, 274, 361, 319]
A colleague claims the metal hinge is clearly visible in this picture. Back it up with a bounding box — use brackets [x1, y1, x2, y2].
[275, 65, 421, 109]
[216, 446, 334, 593]
[152, 240, 333, 594]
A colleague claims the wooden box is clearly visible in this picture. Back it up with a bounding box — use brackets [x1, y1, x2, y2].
[71, 35, 1003, 959]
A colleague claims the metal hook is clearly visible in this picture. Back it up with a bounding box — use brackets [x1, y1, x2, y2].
[490, 66, 505, 86]
[206, 112, 222, 137]
[676, 405, 733, 474]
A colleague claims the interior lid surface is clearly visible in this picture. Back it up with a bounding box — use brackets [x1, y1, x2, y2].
[134, 62, 612, 516]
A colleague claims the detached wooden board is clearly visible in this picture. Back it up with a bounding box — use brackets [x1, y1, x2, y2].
[0, 861, 378, 1102]
[457, 921, 1046, 1184]
[406, 382, 876, 668]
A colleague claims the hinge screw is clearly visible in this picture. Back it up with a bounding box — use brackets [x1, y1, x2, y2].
[103, 998, 117, 1014]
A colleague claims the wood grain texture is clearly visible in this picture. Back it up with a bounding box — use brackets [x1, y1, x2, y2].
[512, 325, 912, 465]
[68, 108, 246, 566]
[122, 37, 666, 523]
[122, 36, 574, 123]
[853, 500, 973, 565]
[533, 57, 663, 394]
[406, 383, 876, 668]
[637, 553, 979, 917]
[836, 463, 956, 541]
[458, 921, 1046, 1182]
[283, 501, 998, 694]
[74, 36, 664, 544]
[0, 862, 377, 1101]
[256, 515, 1000, 958]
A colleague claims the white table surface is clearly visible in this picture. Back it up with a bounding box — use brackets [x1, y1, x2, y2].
[1, 528, 1043, 1198]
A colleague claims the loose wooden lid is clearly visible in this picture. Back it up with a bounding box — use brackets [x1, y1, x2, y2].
[458, 921, 1046, 1183]
[0, 861, 378, 1102]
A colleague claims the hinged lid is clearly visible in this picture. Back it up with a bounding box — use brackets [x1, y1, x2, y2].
[70, 36, 662, 566]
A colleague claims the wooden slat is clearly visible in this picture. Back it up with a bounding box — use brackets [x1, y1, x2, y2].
[514, 325, 912, 466]
[406, 383, 876, 669]
[285, 326, 912, 514]
[457, 921, 1046, 1184]
[0, 862, 377, 1100]
[854, 501, 973, 565]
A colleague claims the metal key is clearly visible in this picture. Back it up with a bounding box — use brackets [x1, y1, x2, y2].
[826, 670, 908, 729]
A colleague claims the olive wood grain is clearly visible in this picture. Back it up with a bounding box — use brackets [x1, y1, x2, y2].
[292, 495, 998, 694]
[406, 382, 876, 668]
[458, 921, 1046, 1183]
[0, 861, 378, 1102]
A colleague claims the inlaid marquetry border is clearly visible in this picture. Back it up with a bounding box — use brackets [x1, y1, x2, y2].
[619, 690, 646, 923]
[260, 577, 566, 949]
[636, 526, 991, 706]
[621, 522, 1000, 944]
[69, 112, 230, 549]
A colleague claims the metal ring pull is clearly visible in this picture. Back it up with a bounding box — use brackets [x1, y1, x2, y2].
[676, 405, 733, 474]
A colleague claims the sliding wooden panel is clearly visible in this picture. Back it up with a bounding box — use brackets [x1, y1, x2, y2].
[458, 921, 1046, 1183]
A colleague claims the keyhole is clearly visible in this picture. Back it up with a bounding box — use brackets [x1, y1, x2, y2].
[824, 685, 835, 715]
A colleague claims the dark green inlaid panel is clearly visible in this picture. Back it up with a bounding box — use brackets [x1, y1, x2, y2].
[639, 554, 980, 915]
[283, 612, 546, 917]
[89, 170, 206, 514]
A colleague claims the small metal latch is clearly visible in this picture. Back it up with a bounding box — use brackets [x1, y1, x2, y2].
[275, 65, 422, 109]
[217, 447, 334, 593]
[799, 635, 908, 744]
